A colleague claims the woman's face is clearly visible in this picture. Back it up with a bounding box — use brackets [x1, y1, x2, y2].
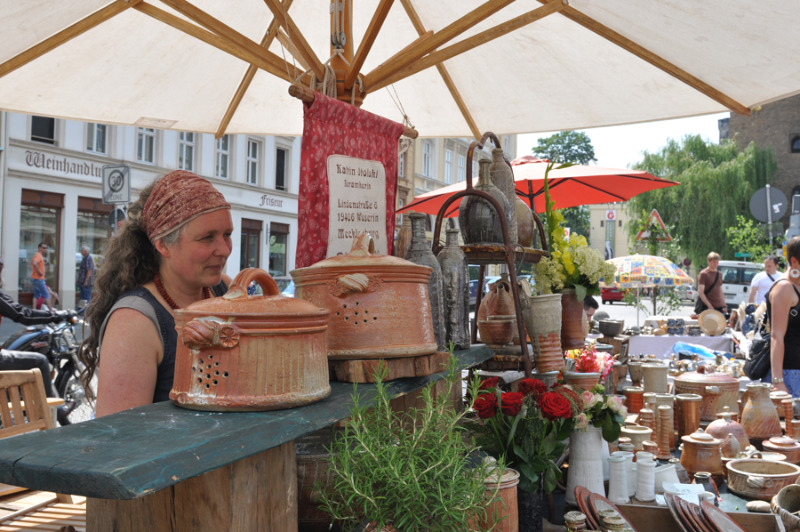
[162, 209, 233, 287]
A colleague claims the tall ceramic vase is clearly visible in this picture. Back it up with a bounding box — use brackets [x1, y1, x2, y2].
[565, 425, 606, 506]
[741, 383, 782, 448]
[560, 288, 588, 350]
[458, 158, 511, 245]
[489, 148, 518, 245]
[520, 286, 563, 373]
[404, 212, 446, 351]
[437, 228, 470, 350]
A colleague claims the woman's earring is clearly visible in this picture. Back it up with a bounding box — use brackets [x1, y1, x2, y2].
[791, 268, 800, 279]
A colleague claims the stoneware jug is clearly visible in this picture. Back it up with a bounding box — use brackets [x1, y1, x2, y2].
[478, 273, 516, 321]
[741, 383, 782, 448]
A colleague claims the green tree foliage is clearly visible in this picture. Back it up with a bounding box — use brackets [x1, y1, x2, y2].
[725, 215, 771, 262]
[627, 135, 776, 269]
[531, 131, 596, 165]
[531, 131, 596, 236]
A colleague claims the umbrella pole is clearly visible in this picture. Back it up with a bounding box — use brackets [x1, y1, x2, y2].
[636, 286, 640, 328]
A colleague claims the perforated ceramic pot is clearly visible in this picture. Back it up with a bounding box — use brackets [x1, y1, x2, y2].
[291, 233, 438, 359]
[170, 268, 330, 411]
[674, 371, 739, 421]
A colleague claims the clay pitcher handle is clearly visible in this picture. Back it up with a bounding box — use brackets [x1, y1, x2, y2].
[349, 232, 376, 257]
[746, 475, 773, 489]
[225, 268, 279, 299]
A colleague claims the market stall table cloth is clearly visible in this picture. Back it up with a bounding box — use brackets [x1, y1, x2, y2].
[628, 334, 734, 359]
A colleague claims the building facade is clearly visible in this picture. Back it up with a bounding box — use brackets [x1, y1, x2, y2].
[589, 204, 631, 259]
[0, 112, 300, 306]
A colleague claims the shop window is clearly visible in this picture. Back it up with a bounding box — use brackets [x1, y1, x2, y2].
[86, 123, 107, 154]
[247, 138, 261, 185]
[791, 135, 800, 153]
[178, 132, 195, 171]
[240, 219, 262, 270]
[136, 127, 156, 163]
[216, 135, 230, 179]
[275, 147, 288, 191]
[76, 199, 112, 304]
[19, 190, 63, 305]
[31, 116, 55, 145]
[269, 223, 289, 277]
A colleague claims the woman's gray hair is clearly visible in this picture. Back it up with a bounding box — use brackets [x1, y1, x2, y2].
[81, 245, 91, 253]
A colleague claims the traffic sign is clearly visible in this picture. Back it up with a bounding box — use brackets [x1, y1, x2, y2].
[102, 164, 131, 204]
[635, 209, 672, 241]
[749, 185, 787, 223]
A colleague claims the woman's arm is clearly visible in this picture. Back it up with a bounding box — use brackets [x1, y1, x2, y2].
[95, 308, 164, 417]
[769, 282, 793, 394]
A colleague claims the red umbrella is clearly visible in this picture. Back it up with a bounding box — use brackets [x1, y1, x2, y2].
[397, 155, 679, 217]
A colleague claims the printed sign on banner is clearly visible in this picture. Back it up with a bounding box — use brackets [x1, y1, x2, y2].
[327, 155, 387, 256]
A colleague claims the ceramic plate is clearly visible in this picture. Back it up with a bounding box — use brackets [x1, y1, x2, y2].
[587, 492, 638, 532]
[700, 501, 747, 532]
[673, 495, 698, 532]
[676, 496, 714, 532]
[664, 493, 692, 532]
[574, 486, 601, 530]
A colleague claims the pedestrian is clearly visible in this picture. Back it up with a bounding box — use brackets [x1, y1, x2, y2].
[762, 237, 800, 396]
[77, 245, 95, 303]
[0, 257, 73, 422]
[749, 255, 784, 307]
[30, 242, 47, 309]
[695, 251, 727, 316]
[79, 170, 233, 417]
[584, 295, 599, 329]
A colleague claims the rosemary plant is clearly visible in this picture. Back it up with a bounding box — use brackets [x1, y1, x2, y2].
[317, 353, 501, 531]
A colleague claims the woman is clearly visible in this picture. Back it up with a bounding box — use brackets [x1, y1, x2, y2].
[80, 170, 233, 416]
[764, 237, 800, 396]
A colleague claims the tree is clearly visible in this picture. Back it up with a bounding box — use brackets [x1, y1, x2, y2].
[531, 131, 596, 165]
[531, 131, 596, 236]
[627, 135, 777, 270]
[725, 215, 772, 262]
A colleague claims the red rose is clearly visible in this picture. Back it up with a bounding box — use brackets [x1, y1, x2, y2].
[479, 377, 499, 391]
[551, 385, 583, 413]
[474, 393, 498, 419]
[539, 391, 574, 420]
[500, 392, 524, 416]
[518, 378, 547, 399]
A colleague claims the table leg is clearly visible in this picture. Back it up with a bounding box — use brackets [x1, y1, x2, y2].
[87, 441, 297, 532]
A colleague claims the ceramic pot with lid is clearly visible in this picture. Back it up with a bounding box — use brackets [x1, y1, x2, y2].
[706, 410, 749, 451]
[763, 436, 800, 464]
[291, 233, 438, 359]
[674, 371, 739, 421]
[170, 268, 331, 411]
[680, 428, 724, 480]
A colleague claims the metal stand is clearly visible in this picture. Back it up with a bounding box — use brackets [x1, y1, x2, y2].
[431, 132, 548, 378]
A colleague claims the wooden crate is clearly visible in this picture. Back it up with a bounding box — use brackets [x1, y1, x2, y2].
[329, 351, 451, 383]
[617, 502, 785, 532]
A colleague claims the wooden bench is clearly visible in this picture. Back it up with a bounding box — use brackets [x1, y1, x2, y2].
[0, 347, 493, 531]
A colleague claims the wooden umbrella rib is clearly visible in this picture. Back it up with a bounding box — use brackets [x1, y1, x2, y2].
[344, 0, 395, 90]
[398, 0, 481, 139]
[155, 0, 291, 82]
[262, 0, 324, 80]
[0, 0, 136, 79]
[371, 0, 566, 93]
[364, 0, 517, 89]
[216, 0, 294, 139]
[551, 2, 751, 116]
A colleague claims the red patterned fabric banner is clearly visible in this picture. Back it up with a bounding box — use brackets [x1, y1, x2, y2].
[296, 92, 405, 268]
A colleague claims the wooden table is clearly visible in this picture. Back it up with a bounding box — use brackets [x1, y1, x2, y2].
[0, 346, 494, 531]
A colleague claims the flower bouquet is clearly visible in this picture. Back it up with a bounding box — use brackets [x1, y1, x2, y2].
[470, 377, 583, 493]
[564, 344, 615, 378]
[574, 386, 628, 442]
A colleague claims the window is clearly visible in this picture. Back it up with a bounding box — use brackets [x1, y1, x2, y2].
[246, 139, 261, 185]
[444, 149, 454, 184]
[86, 123, 107, 154]
[398, 152, 406, 180]
[76, 197, 112, 305]
[178, 132, 195, 171]
[457, 154, 466, 182]
[240, 218, 262, 270]
[269, 223, 289, 277]
[792, 135, 800, 153]
[422, 140, 433, 176]
[20, 190, 63, 306]
[136, 127, 156, 163]
[275, 147, 287, 191]
[216, 135, 230, 179]
[31, 116, 55, 145]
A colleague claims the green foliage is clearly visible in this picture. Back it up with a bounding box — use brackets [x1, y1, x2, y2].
[561, 206, 591, 238]
[531, 131, 597, 165]
[317, 355, 499, 531]
[725, 214, 771, 262]
[622, 286, 682, 316]
[628, 135, 777, 268]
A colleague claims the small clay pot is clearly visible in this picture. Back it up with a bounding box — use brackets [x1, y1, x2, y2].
[680, 429, 724, 480]
[763, 436, 800, 464]
[477, 315, 516, 346]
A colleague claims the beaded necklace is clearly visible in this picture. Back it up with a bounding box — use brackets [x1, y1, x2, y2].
[153, 273, 212, 310]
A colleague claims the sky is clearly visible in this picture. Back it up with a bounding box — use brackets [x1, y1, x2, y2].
[516, 112, 730, 170]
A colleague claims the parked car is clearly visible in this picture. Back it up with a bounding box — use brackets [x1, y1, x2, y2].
[676, 284, 696, 302]
[718, 260, 763, 309]
[601, 286, 624, 304]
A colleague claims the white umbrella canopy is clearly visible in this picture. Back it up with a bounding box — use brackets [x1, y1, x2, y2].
[1, 1, 799, 138]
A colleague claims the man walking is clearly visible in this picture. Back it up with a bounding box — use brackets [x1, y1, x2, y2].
[78, 245, 95, 303]
[30, 242, 47, 309]
[697, 251, 727, 315]
[749, 255, 783, 306]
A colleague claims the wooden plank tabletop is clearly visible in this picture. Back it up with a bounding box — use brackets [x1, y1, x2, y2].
[0, 347, 493, 500]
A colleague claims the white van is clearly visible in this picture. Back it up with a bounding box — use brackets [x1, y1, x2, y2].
[717, 260, 764, 309]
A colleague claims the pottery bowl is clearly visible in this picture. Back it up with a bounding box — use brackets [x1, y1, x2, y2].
[598, 319, 624, 337]
[726, 458, 800, 501]
[477, 315, 516, 346]
[772, 484, 800, 531]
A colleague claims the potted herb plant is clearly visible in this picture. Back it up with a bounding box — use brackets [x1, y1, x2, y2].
[317, 354, 503, 531]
